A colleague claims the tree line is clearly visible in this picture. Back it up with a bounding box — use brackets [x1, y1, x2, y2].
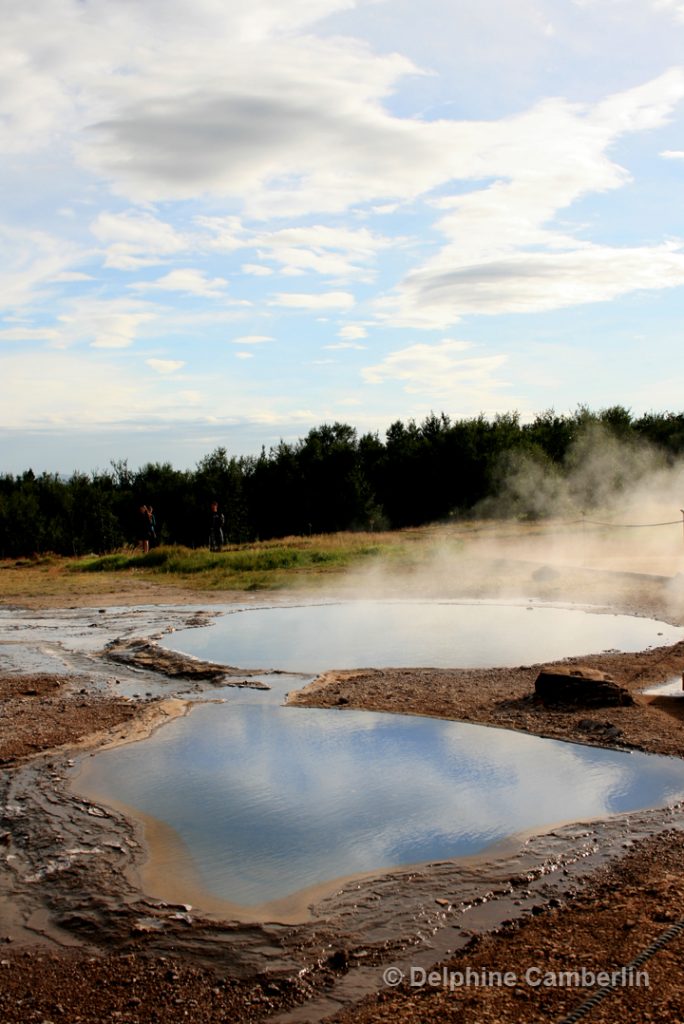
[2, 406, 683, 558]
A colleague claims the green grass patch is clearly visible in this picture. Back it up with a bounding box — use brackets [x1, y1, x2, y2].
[70, 536, 392, 589]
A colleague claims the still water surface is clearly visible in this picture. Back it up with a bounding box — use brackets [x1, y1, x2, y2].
[77, 601, 684, 908]
[78, 703, 684, 906]
[161, 600, 682, 673]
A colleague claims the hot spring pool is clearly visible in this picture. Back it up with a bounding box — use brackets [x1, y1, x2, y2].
[71, 600, 684, 912]
[160, 599, 683, 673]
[76, 702, 684, 909]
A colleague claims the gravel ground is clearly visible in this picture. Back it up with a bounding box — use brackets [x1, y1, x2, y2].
[0, 674, 139, 765]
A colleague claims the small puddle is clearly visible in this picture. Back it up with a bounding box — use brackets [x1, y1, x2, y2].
[643, 675, 684, 696]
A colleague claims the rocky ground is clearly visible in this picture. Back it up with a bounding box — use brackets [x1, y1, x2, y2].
[2, 560, 684, 1022]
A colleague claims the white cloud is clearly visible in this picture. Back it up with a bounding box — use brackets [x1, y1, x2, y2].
[196, 216, 248, 252]
[78, 40, 440, 214]
[53, 272, 94, 283]
[0, 225, 86, 313]
[661, 149, 684, 158]
[235, 351, 255, 359]
[88, 315, 155, 349]
[379, 243, 684, 327]
[131, 268, 229, 298]
[378, 71, 684, 327]
[230, 334, 274, 344]
[338, 325, 368, 339]
[199, 220, 394, 280]
[56, 299, 157, 349]
[324, 341, 366, 350]
[0, 351, 161, 428]
[651, 0, 684, 21]
[146, 358, 185, 374]
[270, 291, 356, 309]
[90, 210, 187, 270]
[242, 263, 273, 276]
[363, 339, 509, 396]
[245, 225, 394, 280]
[0, 326, 60, 342]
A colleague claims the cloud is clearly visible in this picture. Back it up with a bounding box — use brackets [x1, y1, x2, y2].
[77, 32, 435, 215]
[270, 291, 356, 309]
[377, 71, 684, 327]
[338, 325, 368, 339]
[363, 338, 509, 396]
[378, 243, 684, 327]
[56, 298, 157, 349]
[229, 342, 272, 350]
[0, 225, 87, 313]
[198, 220, 395, 280]
[88, 314, 155, 349]
[650, 0, 684, 21]
[242, 263, 273, 276]
[146, 358, 185, 374]
[0, 351, 160, 428]
[131, 268, 230, 298]
[0, 326, 60, 342]
[661, 149, 684, 158]
[53, 272, 94, 283]
[245, 224, 394, 280]
[91, 210, 187, 270]
[324, 341, 367, 350]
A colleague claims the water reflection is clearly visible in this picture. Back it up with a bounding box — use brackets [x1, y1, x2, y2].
[161, 600, 683, 673]
[77, 703, 684, 906]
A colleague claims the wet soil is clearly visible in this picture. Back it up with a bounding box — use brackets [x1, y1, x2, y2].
[3, 566, 684, 1022]
[327, 828, 684, 1024]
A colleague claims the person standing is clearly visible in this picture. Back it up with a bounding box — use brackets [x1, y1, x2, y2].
[209, 501, 225, 552]
[138, 504, 156, 553]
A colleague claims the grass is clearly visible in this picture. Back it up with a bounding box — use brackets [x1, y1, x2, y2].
[66, 530, 439, 592]
[0, 524, 475, 603]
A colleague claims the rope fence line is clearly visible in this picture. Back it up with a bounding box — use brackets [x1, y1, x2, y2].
[555, 918, 684, 1024]
[450, 511, 684, 537]
[581, 518, 682, 528]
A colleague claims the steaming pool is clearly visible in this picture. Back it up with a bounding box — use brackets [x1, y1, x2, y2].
[75, 600, 684, 911]
[159, 599, 683, 673]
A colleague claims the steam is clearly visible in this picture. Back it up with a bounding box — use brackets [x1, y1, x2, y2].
[333, 424, 684, 623]
[482, 422, 677, 521]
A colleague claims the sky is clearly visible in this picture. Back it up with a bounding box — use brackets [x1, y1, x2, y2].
[3, 0, 684, 474]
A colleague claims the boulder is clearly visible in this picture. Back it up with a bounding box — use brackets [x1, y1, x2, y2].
[534, 666, 634, 708]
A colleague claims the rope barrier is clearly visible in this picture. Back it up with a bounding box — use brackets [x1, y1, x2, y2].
[581, 519, 682, 528]
[555, 918, 684, 1024]
[451, 512, 684, 534]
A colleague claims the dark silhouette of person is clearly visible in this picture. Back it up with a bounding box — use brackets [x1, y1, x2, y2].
[138, 504, 156, 553]
[209, 501, 225, 551]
